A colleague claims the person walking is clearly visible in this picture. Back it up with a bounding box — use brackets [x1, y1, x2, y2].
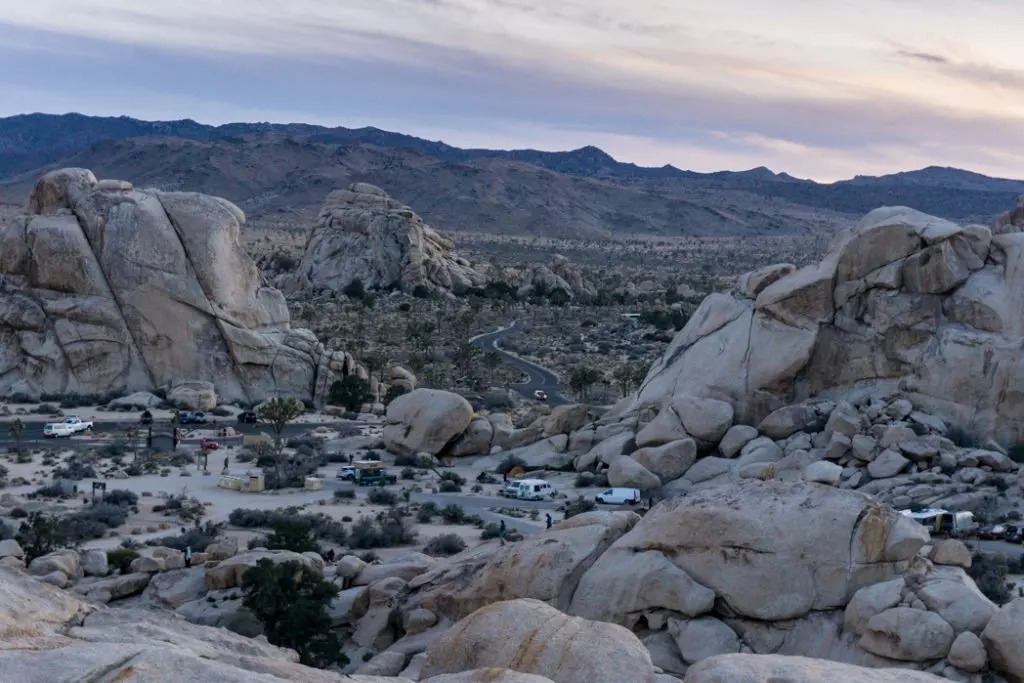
[184, 545, 192, 569]
[499, 520, 506, 546]
[545, 513, 553, 529]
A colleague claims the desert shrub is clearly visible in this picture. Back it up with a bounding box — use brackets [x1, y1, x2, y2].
[400, 467, 418, 481]
[968, 552, 1013, 605]
[15, 512, 68, 561]
[575, 472, 596, 487]
[348, 512, 417, 549]
[439, 471, 465, 485]
[332, 488, 356, 500]
[153, 521, 222, 552]
[563, 495, 597, 519]
[496, 454, 527, 475]
[383, 384, 408, 405]
[210, 406, 233, 417]
[106, 548, 139, 574]
[393, 454, 419, 467]
[34, 484, 67, 499]
[52, 457, 97, 481]
[227, 508, 347, 544]
[423, 533, 467, 557]
[438, 480, 462, 493]
[367, 488, 399, 506]
[439, 504, 466, 524]
[100, 440, 128, 458]
[242, 559, 346, 668]
[480, 522, 523, 542]
[265, 519, 326, 554]
[35, 403, 59, 414]
[103, 489, 139, 507]
[0, 520, 12, 540]
[9, 507, 27, 519]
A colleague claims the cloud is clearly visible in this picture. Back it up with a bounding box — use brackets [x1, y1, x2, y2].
[2, 1, 1024, 180]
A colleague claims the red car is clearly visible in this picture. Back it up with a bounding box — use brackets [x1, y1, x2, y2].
[200, 438, 220, 451]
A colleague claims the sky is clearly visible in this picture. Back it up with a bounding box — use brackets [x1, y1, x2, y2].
[2, 0, 1024, 181]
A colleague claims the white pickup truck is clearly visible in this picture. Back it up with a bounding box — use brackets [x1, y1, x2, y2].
[63, 416, 94, 433]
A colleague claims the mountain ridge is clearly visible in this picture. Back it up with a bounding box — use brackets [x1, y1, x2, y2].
[1, 112, 1022, 237]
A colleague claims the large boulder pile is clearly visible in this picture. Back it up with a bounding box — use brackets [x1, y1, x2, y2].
[0, 168, 358, 404]
[513, 255, 597, 302]
[281, 183, 488, 296]
[629, 205, 1024, 447]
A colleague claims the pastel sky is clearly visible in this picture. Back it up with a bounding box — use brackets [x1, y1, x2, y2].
[2, 0, 1024, 180]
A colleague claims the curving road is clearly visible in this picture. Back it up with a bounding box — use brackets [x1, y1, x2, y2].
[0, 420, 321, 449]
[470, 320, 570, 405]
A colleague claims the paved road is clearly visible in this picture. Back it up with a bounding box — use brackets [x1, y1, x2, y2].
[470, 320, 570, 405]
[0, 420, 326, 449]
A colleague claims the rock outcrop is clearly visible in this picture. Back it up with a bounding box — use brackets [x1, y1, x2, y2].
[515, 255, 597, 302]
[282, 183, 487, 296]
[0, 168, 357, 404]
[629, 205, 1024, 446]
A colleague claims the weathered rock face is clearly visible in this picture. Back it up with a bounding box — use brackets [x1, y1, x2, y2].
[282, 183, 488, 295]
[570, 480, 928, 623]
[419, 599, 660, 683]
[516, 255, 597, 302]
[630, 205, 1024, 446]
[382, 389, 475, 456]
[0, 168, 356, 404]
[684, 653, 948, 683]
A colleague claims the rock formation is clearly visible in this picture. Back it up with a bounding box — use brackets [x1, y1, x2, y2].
[515, 255, 597, 302]
[0, 168, 357, 404]
[630, 204, 1024, 446]
[282, 183, 488, 296]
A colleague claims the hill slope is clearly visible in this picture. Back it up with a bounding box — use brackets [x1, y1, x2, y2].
[1, 112, 1022, 236]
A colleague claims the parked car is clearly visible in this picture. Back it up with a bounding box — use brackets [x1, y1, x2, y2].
[595, 488, 642, 505]
[978, 525, 1007, 540]
[140, 410, 154, 426]
[502, 479, 556, 501]
[179, 411, 207, 425]
[533, 390, 548, 401]
[200, 438, 220, 451]
[43, 422, 75, 438]
[337, 466, 357, 481]
[356, 468, 397, 486]
[237, 411, 259, 424]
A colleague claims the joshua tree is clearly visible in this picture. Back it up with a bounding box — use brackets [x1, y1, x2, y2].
[8, 418, 24, 455]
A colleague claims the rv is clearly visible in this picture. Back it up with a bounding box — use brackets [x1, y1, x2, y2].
[901, 508, 976, 536]
[502, 479, 556, 501]
[44, 422, 76, 438]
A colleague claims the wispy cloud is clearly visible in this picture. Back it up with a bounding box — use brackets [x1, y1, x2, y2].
[1, 0, 1024, 180]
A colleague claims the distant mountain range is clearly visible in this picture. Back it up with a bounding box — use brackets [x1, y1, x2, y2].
[0, 112, 1021, 238]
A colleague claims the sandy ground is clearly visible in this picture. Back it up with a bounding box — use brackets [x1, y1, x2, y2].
[0, 444, 560, 557]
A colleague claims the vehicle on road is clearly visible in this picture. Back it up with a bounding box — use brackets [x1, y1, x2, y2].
[533, 390, 548, 401]
[237, 411, 259, 424]
[337, 466, 357, 481]
[502, 479, 556, 501]
[1004, 525, 1023, 544]
[179, 411, 207, 425]
[43, 422, 76, 438]
[595, 488, 642, 505]
[348, 460, 398, 486]
[200, 438, 221, 451]
[63, 416, 94, 433]
[140, 410, 153, 426]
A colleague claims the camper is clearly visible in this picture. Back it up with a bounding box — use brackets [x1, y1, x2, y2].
[901, 508, 977, 536]
[503, 479, 556, 501]
[594, 488, 641, 505]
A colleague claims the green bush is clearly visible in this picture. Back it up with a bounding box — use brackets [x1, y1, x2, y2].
[480, 523, 523, 542]
[265, 520, 326, 554]
[106, 548, 139, 574]
[440, 504, 466, 524]
[227, 508, 347, 544]
[563, 495, 597, 519]
[423, 533, 467, 557]
[153, 522, 222, 552]
[103, 489, 139, 507]
[332, 489, 356, 500]
[968, 552, 1013, 605]
[367, 488, 399, 506]
[438, 480, 462, 493]
[348, 512, 418, 549]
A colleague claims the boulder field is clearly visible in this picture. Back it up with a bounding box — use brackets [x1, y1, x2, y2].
[626, 204, 1024, 447]
[0, 168, 360, 403]
[4, 480, 1023, 682]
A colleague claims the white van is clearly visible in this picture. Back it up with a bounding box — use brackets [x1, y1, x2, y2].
[595, 488, 641, 505]
[505, 479, 556, 501]
[44, 422, 75, 438]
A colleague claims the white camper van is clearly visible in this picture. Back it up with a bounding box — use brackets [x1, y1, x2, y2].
[44, 422, 75, 438]
[503, 479, 556, 501]
[594, 488, 641, 505]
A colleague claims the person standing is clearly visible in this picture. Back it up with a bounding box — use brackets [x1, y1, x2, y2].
[184, 545, 193, 569]
[545, 513, 553, 529]
[499, 520, 506, 546]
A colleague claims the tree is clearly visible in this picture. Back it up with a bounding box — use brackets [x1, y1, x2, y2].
[16, 511, 67, 562]
[613, 362, 648, 397]
[453, 341, 479, 378]
[569, 364, 602, 402]
[328, 375, 373, 412]
[265, 520, 322, 554]
[361, 352, 387, 384]
[383, 384, 408, 406]
[483, 351, 502, 384]
[242, 559, 345, 668]
[8, 418, 23, 455]
[256, 397, 305, 485]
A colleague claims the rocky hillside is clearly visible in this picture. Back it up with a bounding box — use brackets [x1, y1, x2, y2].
[625, 200, 1024, 447]
[0, 167, 360, 403]
[2, 479, 1022, 682]
[280, 183, 488, 296]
